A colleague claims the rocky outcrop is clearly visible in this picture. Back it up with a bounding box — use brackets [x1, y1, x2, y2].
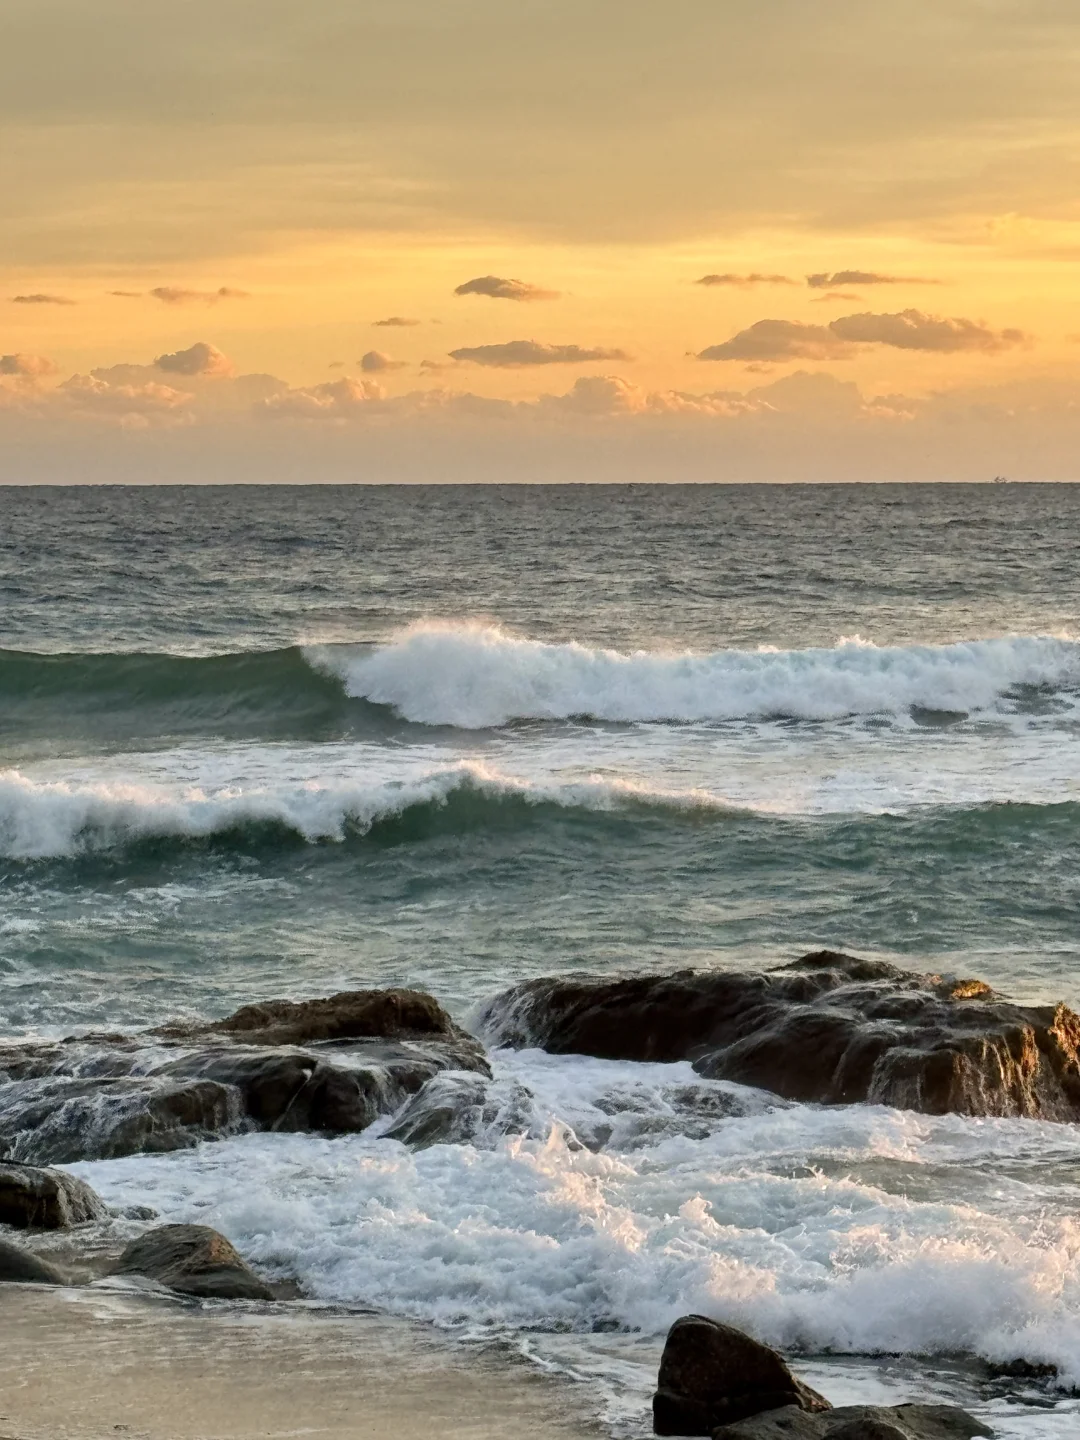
[0, 988, 491, 1164]
[111, 1223, 274, 1301]
[712, 1403, 993, 1439]
[0, 1160, 109, 1228]
[653, 1315, 831, 1433]
[0, 1234, 66, 1285]
[653, 1317, 992, 1439]
[481, 952, 1080, 1120]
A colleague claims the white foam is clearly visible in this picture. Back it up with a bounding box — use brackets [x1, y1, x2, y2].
[312, 621, 1080, 727]
[70, 1051, 1080, 1399]
[0, 759, 746, 860]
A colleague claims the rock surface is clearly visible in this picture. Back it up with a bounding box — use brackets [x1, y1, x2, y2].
[481, 952, 1080, 1119]
[0, 1160, 109, 1228]
[0, 1234, 66, 1285]
[653, 1315, 831, 1433]
[112, 1223, 274, 1300]
[0, 987, 491, 1164]
[712, 1402, 993, 1439]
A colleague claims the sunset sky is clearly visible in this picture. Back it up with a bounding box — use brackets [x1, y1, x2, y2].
[4, 0, 1080, 481]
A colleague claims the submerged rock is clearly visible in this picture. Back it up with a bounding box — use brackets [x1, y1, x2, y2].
[653, 1315, 831, 1433]
[112, 1223, 274, 1301]
[0, 1234, 66, 1285]
[481, 952, 1080, 1120]
[0, 1160, 109, 1228]
[712, 1403, 993, 1439]
[0, 987, 491, 1164]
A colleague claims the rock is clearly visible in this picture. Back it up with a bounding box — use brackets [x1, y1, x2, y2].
[653, 1315, 831, 1433]
[480, 953, 1080, 1120]
[0, 1160, 109, 1228]
[712, 1402, 994, 1440]
[176, 987, 478, 1052]
[0, 987, 492, 1164]
[112, 1223, 274, 1301]
[0, 1234, 66, 1285]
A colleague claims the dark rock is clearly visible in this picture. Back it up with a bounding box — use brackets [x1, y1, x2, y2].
[481, 953, 1080, 1120]
[112, 1223, 274, 1301]
[170, 987, 475, 1050]
[711, 1402, 993, 1440]
[653, 1315, 830, 1433]
[0, 987, 492, 1164]
[0, 1234, 66, 1284]
[0, 1160, 109, 1228]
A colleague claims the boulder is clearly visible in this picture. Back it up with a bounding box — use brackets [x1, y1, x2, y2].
[0, 1160, 108, 1228]
[172, 987, 478, 1052]
[653, 1315, 831, 1433]
[0, 987, 492, 1164]
[712, 1402, 993, 1439]
[0, 1234, 66, 1285]
[480, 953, 1080, 1120]
[112, 1223, 274, 1301]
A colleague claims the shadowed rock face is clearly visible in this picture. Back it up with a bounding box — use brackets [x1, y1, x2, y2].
[711, 1403, 993, 1439]
[480, 952, 1080, 1120]
[653, 1315, 830, 1434]
[112, 1223, 273, 1301]
[0, 1160, 109, 1228]
[0, 988, 490, 1164]
[0, 1234, 66, 1285]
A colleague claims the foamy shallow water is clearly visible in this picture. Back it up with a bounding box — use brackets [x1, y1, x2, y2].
[66, 1050, 1080, 1436]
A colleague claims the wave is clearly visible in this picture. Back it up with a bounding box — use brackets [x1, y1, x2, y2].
[0, 645, 380, 745]
[5, 626, 1080, 741]
[0, 763, 742, 860]
[318, 621, 1080, 727]
[3, 760, 1080, 863]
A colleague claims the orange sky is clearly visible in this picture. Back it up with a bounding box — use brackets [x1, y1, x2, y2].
[3, 1, 1080, 479]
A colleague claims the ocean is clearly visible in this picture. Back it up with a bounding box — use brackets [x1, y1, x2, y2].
[3, 481, 1080, 1437]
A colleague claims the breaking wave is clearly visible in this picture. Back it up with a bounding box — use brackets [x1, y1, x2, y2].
[317, 621, 1080, 727]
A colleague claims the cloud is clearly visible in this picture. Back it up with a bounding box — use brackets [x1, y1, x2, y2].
[359, 350, 407, 373]
[263, 376, 385, 419]
[810, 291, 861, 303]
[154, 341, 235, 376]
[829, 309, 1026, 352]
[373, 316, 420, 327]
[454, 276, 560, 302]
[149, 286, 249, 305]
[420, 358, 459, 372]
[699, 309, 1027, 360]
[698, 319, 850, 362]
[109, 290, 142, 298]
[448, 340, 631, 367]
[0, 352, 57, 377]
[806, 271, 940, 288]
[695, 273, 796, 287]
[11, 293, 75, 305]
[57, 373, 193, 427]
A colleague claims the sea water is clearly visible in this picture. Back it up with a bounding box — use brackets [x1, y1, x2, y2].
[3, 482, 1080, 1436]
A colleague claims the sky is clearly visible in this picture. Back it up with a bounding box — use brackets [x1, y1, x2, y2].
[3, 0, 1080, 481]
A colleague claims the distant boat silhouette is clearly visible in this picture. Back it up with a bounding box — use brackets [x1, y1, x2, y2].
[991, 475, 1009, 483]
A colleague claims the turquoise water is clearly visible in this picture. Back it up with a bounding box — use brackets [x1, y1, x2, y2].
[4, 482, 1080, 1435]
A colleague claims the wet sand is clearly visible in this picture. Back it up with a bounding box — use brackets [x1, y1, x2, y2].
[0, 1285, 603, 1440]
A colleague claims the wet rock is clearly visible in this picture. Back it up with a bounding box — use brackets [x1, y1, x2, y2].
[481, 953, 1080, 1120]
[653, 1315, 831, 1433]
[711, 1402, 993, 1439]
[0, 1234, 66, 1285]
[383, 1072, 490, 1147]
[172, 987, 480, 1054]
[0, 987, 492, 1164]
[112, 1223, 274, 1301]
[0, 1160, 108, 1228]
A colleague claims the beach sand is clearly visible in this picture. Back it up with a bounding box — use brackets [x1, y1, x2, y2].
[0, 1285, 603, 1440]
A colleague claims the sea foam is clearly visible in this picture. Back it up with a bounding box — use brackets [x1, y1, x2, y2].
[313, 622, 1080, 727]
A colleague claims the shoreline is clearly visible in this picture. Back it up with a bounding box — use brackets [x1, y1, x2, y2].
[0, 1284, 605, 1440]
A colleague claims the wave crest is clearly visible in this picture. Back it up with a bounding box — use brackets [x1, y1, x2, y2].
[315, 621, 1080, 727]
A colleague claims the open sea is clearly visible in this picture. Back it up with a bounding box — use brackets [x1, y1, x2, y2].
[4, 482, 1080, 1437]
